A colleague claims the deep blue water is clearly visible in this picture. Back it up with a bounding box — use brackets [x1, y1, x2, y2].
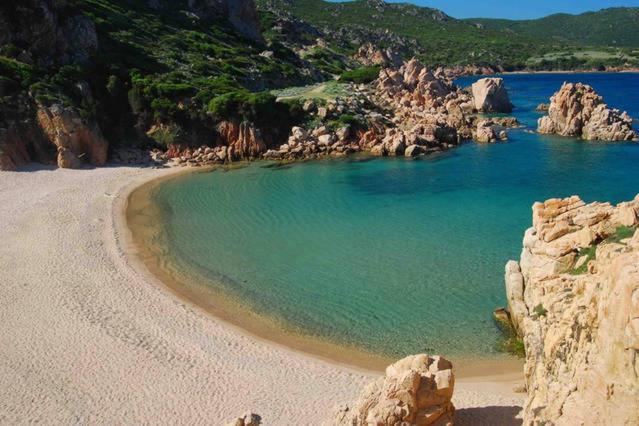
[151, 73, 639, 358]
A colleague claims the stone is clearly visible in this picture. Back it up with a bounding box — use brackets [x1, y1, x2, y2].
[471, 78, 513, 113]
[537, 82, 636, 141]
[474, 120, 497, 143]
[37, 103, 108, 169]
[225, 413, 261, 426]
[405, 144, 422, 157]
[332, 354, 455, 426]
[505, 194, 639, 425]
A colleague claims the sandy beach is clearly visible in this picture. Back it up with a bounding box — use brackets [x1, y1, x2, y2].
[0, 165, 525, 424]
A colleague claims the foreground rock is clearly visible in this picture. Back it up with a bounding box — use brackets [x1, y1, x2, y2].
[505, 195, 639, 425]
[537, 82, 637, 141]
[37, 104, 108, 168]
[471, 78, 513, 113]
[332, 354, 455, 425]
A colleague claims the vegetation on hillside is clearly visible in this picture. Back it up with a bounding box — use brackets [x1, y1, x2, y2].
[0, 0, 315, 148]
[258, 0, 639, 71]
[468, 8, 639, 47]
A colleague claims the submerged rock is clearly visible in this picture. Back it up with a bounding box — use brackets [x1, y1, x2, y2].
[537, 82, 637, 141]
[332, 354, 455, 426]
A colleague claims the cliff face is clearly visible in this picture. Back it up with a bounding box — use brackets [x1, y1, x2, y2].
[0, 0, 97, 66]
[506, 196, 639, 425]
[186, 0, 263, 42]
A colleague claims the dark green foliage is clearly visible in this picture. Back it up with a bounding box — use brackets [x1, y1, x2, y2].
[259, 0, 639, 70]
[340, 67, 380, 84]
[468, 8, 639, 47]
[534, 304, 548, 317]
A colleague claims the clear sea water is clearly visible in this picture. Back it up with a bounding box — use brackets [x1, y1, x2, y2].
[151, 73, 639, 358]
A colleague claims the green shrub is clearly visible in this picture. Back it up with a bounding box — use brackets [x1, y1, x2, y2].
[146, 123, 183, 148]
[494, 314, 525, 358]
[339, 66, 381, 84]
[533, 304, 548, 317]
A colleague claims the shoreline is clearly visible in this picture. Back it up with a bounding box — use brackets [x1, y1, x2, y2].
[121, 164, 525, 380]
[0, 164, 526, 423]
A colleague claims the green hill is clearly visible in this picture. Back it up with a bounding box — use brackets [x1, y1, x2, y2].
[258, 0, 549, 68]
[467, 8, 639, 47]
[259, 0, 639, 70]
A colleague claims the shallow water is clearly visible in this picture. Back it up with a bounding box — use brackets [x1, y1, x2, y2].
[149, 73, 639, 359]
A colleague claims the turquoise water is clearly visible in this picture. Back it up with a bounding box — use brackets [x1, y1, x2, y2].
[152, 73, 639, 358]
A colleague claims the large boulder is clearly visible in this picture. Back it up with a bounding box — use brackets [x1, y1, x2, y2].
[36, 103, 108, 168]
[332, 354, 455, 426]
[537, 82, 636, 141]
[471, 78, 513, 113]
[505, 195, 639, 425]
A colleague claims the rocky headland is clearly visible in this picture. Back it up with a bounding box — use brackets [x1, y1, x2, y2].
[504, 195, 639, 425]
[537, 82, 637, 141]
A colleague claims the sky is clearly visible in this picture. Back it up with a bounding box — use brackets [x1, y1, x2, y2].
[328, 0, 639, 20]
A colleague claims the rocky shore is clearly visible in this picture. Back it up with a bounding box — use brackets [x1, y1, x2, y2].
[538, 82, 637, 141]
[504, 195, 639, 425]
[0, 58, 521, 171]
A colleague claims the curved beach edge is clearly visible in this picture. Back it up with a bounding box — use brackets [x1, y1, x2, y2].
[0, 164, 524, 424]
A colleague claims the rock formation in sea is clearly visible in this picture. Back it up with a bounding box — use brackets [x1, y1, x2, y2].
[471, 78, 513, 113]
[505, 195, 639, 425]
[332, 354, 455, 426]
[537, 82, 637, 141]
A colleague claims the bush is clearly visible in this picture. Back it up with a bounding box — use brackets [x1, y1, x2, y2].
[339, 66, 381, 84]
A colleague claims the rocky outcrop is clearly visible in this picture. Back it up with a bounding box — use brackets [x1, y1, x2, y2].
[216, 120, 267, 161]
[354, 42, 402, 67]
[187, 0, 263, 42]
[332, 354, 455, 426]
[471, 78, 513, 113]
[36, 104, 108, 169]
[375, 59, 517, 147]
[505, 195, 639, 425]
[474, 120, 497, 143]
[0, 0, 97, 67]
[537, 82, 637, 141]
[0, 124, 53, 171]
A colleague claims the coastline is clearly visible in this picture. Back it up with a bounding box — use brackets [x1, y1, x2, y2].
[122, 164, 524, 380]
[0, 164, 525, 424]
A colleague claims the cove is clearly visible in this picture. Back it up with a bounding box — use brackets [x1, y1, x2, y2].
[130, 73, 639, 362]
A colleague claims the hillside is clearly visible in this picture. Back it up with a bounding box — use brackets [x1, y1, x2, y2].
[0, 0, 316, 165]
[258, 0, 549, 68]
[468, 7, 639, 47]
[259, 0, 639, 70]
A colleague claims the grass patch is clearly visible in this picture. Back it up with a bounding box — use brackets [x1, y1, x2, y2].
[533, 303, 548, 317]
[494, 316, 525, 358]
[339, 66, 380, 84]
[569, 245, 597, 275]
[604, 225, 637, 245]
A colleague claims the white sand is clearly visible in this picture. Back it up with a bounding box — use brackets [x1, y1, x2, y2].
[0, 165, 524, 424]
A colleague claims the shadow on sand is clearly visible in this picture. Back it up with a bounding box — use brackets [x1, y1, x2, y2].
[456, 405, 523, 426]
